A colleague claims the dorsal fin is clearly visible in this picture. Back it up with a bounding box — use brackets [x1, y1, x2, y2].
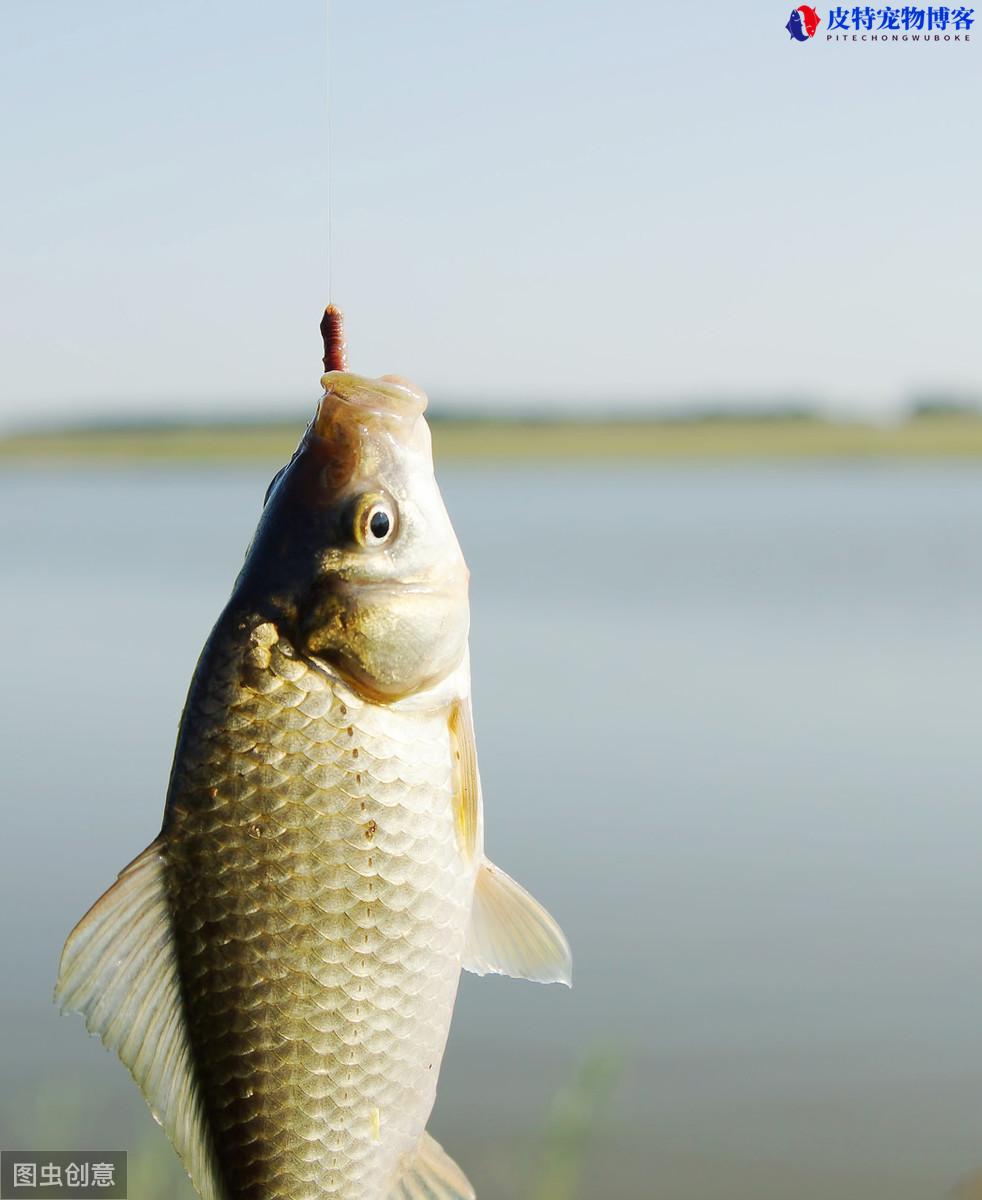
[55, 842, 224, 1200]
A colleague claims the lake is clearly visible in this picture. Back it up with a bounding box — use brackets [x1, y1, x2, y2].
[2, 460, 981, 1200]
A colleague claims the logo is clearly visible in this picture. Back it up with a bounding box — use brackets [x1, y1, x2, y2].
[786, 4, 822, 37]
[1, 1153, 126, 1200]
[786, 6, 976, 43]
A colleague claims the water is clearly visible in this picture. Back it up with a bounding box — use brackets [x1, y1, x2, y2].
[2, 461, 982, 1200]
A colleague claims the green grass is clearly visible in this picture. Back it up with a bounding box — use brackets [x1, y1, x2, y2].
[4, 414, 982, 463]
[530, 1048, 623, 1200]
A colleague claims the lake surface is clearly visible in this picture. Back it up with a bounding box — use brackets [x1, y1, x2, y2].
[2, 460, 981, 1200]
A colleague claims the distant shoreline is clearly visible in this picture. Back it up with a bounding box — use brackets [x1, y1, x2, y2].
[4, 414, 982, 462]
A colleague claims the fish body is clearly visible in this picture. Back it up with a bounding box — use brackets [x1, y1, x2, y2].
[166, 617, 474, 1199]
[57, 369, 570, 1200]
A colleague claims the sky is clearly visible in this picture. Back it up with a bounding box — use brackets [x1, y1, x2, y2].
[1, 0, 981, 428]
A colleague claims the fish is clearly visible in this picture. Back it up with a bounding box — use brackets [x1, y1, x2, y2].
[55, 307, 571, 1200]
[799, 5, 821, 37]
[786, 5, 821, 39]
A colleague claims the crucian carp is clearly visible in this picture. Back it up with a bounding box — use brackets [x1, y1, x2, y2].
[56, 307, 571, 1200]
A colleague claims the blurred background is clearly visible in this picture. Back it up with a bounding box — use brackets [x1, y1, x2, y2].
[2, 3, 982, 1199]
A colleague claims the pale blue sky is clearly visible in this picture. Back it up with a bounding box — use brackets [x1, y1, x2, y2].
[1, 1, 980, 427]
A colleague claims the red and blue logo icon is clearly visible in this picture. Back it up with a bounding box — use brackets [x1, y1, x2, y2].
[786, 5, 822, 38]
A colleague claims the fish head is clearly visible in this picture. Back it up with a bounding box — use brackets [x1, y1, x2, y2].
[238, 371, 469, 702]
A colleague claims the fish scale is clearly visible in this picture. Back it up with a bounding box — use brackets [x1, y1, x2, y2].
[164, 617, 473, 1200]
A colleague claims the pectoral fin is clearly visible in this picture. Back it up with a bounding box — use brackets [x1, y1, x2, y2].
[55, 842, 223, 1200]
[463, 859, 572, 986]
[388, 1130, 474, 1200]
[448, 697, 481, 861]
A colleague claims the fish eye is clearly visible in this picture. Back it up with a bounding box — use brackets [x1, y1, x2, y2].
[352, 492, 397, 548]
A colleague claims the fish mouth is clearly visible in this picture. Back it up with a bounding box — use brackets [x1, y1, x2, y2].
[313, 372, 427, 437]
[304, 372, 431, 490]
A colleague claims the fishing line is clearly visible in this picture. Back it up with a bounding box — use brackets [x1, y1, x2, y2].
[326, 0, 334, 304]
[321, 0, 347, 372]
